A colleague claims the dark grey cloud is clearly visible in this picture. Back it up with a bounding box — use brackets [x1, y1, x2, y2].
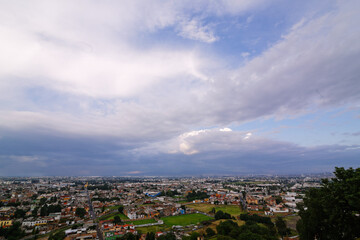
[0, 128, 358, 176]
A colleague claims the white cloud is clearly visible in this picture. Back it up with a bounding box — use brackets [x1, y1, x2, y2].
[141, 128, 250, 155]
[0, 0, 359, 149]
[8, 155, 42, 163]
[244, 132, 252, 140]
[178, 19, 218, 43]
[220, 127, 232, 132]
[205, 0, 360, 122]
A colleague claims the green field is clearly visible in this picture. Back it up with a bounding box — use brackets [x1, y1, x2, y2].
[106, 205, 123, 210]
[161, 213, 213, 226]
[187, 204, 243, 216]
[136, 224, 168, 233]
[100, 212, 129, 221]
[127, 219, 157, 225]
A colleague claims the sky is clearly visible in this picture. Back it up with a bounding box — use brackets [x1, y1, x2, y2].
[0, 0, 359, 176]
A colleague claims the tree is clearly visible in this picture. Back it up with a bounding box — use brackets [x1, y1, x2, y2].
[13, 209, 26, 219]
[297, 167, 360, 240]
[48, 230, 65, 240]
[216, 220, 238, 235]
[185, 232, 200, 240]
[158, 232, 176, 240]
[40, 205, 48, 216]
[0, 222, 26, 240]
[275, 196, 282, 204]
[215, 210, 231, 220]
[39, 198, 47, 205]
[113, 216, 122, 225]
[275, 217, 289, 238]
[145, 232, 155, 240]
[186, 191, 209, 202]
[120, 232, 137, 240]
[75, 207, 87, 218]
[32, 207, 39, 217]
[118, 205, 124, 213]
[206, 227, 215, 237]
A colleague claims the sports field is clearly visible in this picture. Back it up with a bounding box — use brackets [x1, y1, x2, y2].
[161, 213, 213, 226]
[187, 204, 243, 216]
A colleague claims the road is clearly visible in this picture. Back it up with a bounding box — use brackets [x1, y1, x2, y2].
[86, 188, 104, 240]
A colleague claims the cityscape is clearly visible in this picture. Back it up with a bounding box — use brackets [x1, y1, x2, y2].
[0, 174, 329, 240]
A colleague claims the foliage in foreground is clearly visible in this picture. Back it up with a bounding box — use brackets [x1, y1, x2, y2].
[297, 167, 360, 240]
[215, 220, 277, 240]
[0, 222, 26, 240]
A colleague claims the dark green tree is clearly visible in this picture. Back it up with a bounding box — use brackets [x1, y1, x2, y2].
[275, 196, 282, 204]
[145, 232, 155, 240]
[40, 204, 48, 216]
[48, 230, 65, 240]
[13, 209, 26, 219]
[158, 232, 176, 240]
[216, 220, 238, 235]
[187, 232, 200, 240]
[215, 210, 232, 220]
[0, 222, 26, 240]
[216, 236, 233, 240]
[297, 167, 360, 240]
[32, 207, 39, 217]
[275, 217, 289, 238]
[113, 215, 122, 225]
[39, 198, 47, 205]
[205, 227, 215, 237]
[118, 205, 124, 213]
[75, 207, 87, 218]
[120, 232, 136, 240]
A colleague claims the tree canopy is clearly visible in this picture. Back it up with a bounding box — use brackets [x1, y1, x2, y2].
[297, 167, 360, 240]
[118, 205, 124, 213]
[75, 207, 87, 218]
[215, 210, 232, 220]
[186, 190, 209, 202]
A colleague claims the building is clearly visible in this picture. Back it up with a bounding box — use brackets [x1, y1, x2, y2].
[0, 220, 12, 228]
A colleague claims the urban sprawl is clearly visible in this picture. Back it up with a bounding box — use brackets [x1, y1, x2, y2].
[0, 174, 330, 240]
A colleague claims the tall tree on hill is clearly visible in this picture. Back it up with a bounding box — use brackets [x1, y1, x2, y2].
[275, 217, 289, 238]
[113, 216, 122, 225]
[145, 232, 155, 240]
[118, 205, 124, 213]
[297, 167, 360, 240]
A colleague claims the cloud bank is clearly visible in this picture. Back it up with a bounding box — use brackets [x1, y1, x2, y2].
[0, 0, 359, 175]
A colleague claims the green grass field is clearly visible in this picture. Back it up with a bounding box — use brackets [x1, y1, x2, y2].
[106, 205, 123, 210]
[161, 213, 213, 226]
[187, 204, 243, 216]
[100, 212, 129, 220]
[127, 219, 157, 225]
[136, 224, 169, 233]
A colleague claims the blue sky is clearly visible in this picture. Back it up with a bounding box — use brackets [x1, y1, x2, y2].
[0, 0, 359, 176]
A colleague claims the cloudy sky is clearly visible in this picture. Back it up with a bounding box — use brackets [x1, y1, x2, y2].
[0, 0, 359, 176]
